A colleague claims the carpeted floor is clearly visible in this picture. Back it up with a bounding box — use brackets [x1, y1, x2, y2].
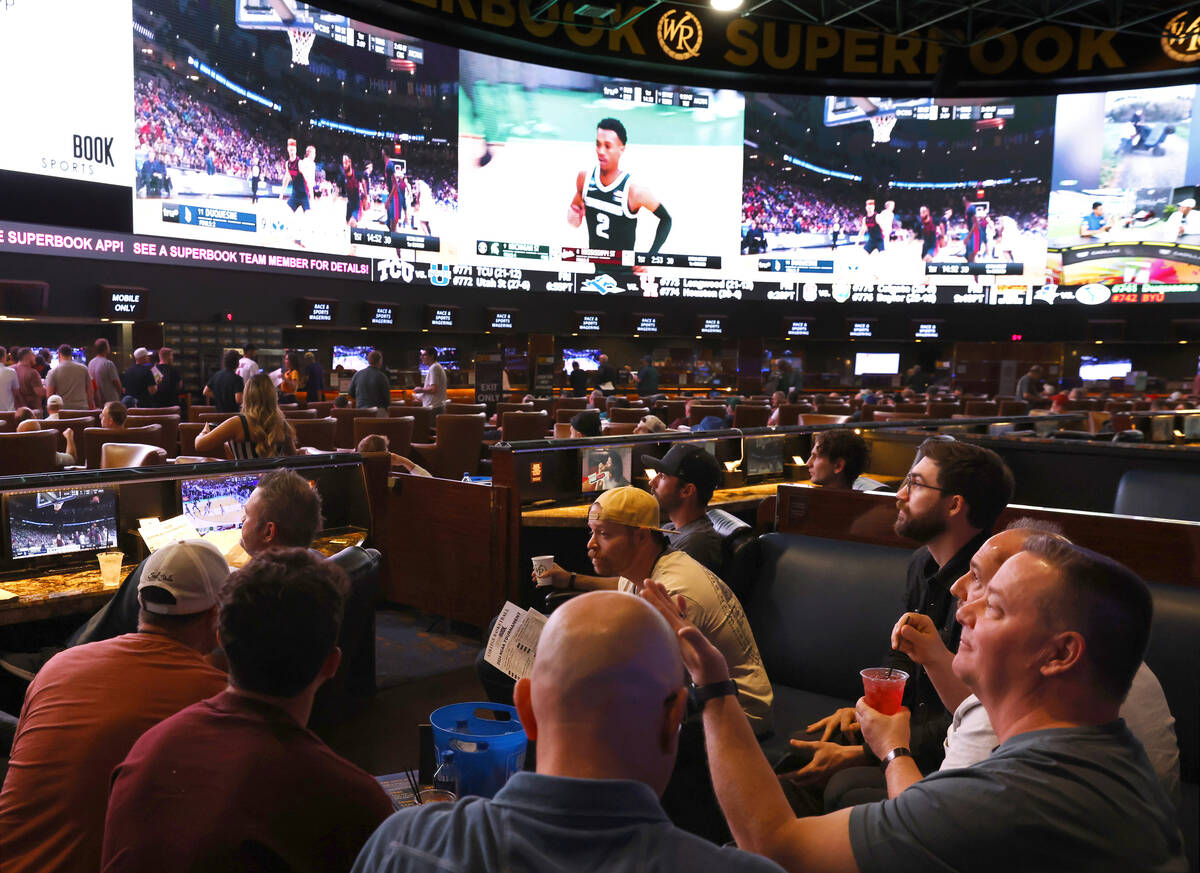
[374, 607, 482, 689]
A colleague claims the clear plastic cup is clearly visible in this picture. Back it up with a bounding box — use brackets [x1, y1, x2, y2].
[97, 551, 124, 587]
[860, 668, 909, 715]
[418, 788, 456, 803]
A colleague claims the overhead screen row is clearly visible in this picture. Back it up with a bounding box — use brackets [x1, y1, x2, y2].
[5, 0, 1200, 300]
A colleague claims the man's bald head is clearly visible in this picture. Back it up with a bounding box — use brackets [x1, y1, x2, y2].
[532, 591, 683, 715]
[516, 591, 688, 793]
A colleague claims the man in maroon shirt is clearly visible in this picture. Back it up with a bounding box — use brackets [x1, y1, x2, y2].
[101, 548, 392, 873]
[13, 347, 45, 411]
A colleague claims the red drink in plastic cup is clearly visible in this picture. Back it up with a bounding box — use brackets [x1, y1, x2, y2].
[860, 668, 909, 715]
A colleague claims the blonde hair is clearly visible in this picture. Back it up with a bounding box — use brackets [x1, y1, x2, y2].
[241, 374, 296, 457]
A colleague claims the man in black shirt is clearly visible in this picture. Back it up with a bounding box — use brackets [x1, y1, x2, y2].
[203, 349, 244, 413]
[121, 348, 157, 408]
[780, 437, 1014, 814]
[152, 347, 183, 409]
[567, 361, 589, 396]
[593, 354, 617, 396]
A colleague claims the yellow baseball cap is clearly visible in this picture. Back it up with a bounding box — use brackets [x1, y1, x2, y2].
[588, 486, 667, 532]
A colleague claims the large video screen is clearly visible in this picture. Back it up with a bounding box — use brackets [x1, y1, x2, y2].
[458, 51, 744, 291]
[6, 487, 120, 561]
[742, 94, 1055, 286]
[1047, 84, 1200, 287]
[5, 0, 1200, 300]
[131, 0, 458, 259]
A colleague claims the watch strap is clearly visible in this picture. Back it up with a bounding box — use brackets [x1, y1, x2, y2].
[690, 679, 738, 710]
[880, 747, 913, 770]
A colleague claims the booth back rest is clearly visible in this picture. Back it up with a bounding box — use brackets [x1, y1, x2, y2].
[747, 533, 913, 702]
[0, 430, 58, 475]
[1114, 470, 1200, 522]
[354, 416, 415, 458]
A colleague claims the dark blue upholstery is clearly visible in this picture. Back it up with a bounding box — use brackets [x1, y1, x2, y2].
[1114, 470, 1200, 522]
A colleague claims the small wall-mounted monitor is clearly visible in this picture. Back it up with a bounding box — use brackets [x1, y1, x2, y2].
[100, 285, 148, 320]
[298, 298, 337, 324]
[180, 474, 260, 536]
[581, 446, 632, 493]
[847, 319, 876, 339]
[363, 302, 397, 328]
[786, 319, 812, 337]
[634, 314, 661, 335]
[854, 352, 900, 375]
[1, 280, 49, 316]
[913, 320, 942, 339]
[425, 305, 458, 329]
[487, 308, 517, 331]
[333, 345, 373, 371]
[698, 315, 726, 335]
[573, 312, 604, 333]
[5, 486, 119, 561]
[1078, 356, 1132, 380]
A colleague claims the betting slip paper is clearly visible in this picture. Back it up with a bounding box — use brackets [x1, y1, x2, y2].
[138, 515, 202, 553]
[484, 601, 548, 681]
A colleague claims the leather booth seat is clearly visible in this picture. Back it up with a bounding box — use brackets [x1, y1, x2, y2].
[100, 442, 168, 468]
[412, 413, 485, 479]
[354, 416, 415, 458]
[745, 532, 1199, 868]
[1114, 470, 1200, 522]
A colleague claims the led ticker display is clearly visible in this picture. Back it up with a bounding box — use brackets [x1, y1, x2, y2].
[298, 298, 337, 324]
[425, 305, 458, 329]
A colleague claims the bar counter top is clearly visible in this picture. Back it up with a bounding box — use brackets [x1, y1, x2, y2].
[521, 482, 784, 527]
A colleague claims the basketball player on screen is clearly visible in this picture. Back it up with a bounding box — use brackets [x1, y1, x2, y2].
[282, 138, 311, 247]
[567, 118, 672, 256]
[963, 198, 988, 264]
[860, 199, 885, 255]
[381, 148, 406, 233]
[340, 154, 362, 228]
[918, 205, 938, 263]
[410, 176, 434, 236]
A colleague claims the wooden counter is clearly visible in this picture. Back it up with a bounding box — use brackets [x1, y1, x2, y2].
[0, 530, 366, 626]
[521, 481, 784, 528]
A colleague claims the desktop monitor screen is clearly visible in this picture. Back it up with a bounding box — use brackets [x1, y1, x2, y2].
[333, 345, 372, 371]
[745, 436, 785, 477]
[180, 474, 260, 536]
[1078, 356, 1132, 380]
[562, 349, 601, 372]
[581, 446, 632, 493]
[854, 353, 900, 375]
[6, 486, 119, 560]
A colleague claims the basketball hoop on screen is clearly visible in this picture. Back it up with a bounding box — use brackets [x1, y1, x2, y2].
[869, 113, 897, 144]
[288, 27, 315, 65]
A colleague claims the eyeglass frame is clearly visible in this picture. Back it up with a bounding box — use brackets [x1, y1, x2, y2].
[899, 473, 950, 494]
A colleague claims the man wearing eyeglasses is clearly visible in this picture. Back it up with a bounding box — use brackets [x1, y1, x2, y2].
[779, 438, 1014, 814]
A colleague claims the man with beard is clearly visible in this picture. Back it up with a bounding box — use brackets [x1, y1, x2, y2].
[779, 437, 1014, 814]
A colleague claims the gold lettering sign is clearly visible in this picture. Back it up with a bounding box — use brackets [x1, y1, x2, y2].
[1162, 11, 1200, 62]
[657, 9, 702, 60]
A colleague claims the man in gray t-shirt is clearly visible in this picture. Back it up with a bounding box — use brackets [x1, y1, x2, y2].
[47, 345, 94, 410]
[348, 350, 390, 413]
[88, 340, 123, 405]
[646, 537, 1185, 873]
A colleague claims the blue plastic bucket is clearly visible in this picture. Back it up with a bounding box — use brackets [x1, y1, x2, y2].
[430, 702, 527, 798]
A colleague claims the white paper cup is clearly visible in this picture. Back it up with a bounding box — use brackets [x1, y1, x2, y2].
[97, 551, 124, 587]
[532, 555, 555, 586]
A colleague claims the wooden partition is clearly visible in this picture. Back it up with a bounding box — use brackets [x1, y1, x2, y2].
[376, 473, 517, 628]
[776, 484, 1200, 587]
[863, 426, 1200, 513]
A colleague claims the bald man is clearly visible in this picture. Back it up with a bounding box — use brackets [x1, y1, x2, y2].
[868, 518, 1180, 807]
[351, 592, 783, 873]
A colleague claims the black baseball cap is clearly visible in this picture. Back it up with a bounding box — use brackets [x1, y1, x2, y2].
[641, 443, 722, 493]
